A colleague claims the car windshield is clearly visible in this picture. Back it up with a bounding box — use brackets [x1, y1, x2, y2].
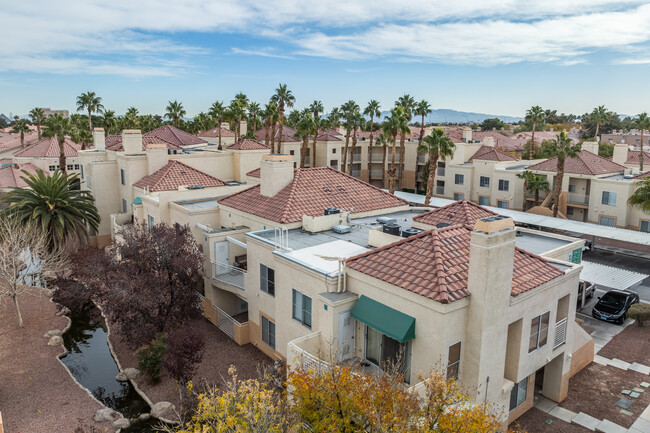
[599, 293, 626, 307]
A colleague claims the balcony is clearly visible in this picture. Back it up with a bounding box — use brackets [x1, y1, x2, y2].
[567, 193, 589, 206]
[288, 332, 331, 373]
[553, 318, 568, 349]
[200, 295, 250, 345]
[213, 261, 245, 290]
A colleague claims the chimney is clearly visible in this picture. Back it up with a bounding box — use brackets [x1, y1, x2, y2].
[582, 141, 599, 155]
[462, 127, 472, 143]
[92, 127, 105, 150]
[612, 143, 628, 165]
[260, 154, 294, 197]
[482, 136, 495, 147]
[121, 129, 142, 154]
[221, 122, 230, 130]
[240, 121, 247, 137]
[464, 215, 516, 405]
[338, 125, 345, 136]
[146, 143, 169, 175]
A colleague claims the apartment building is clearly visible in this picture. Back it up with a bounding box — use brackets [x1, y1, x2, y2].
[79, 125, 270, 247]
[0, 162, 43, 192]
[195, 158, 591, 425]
[11, 136, 81, 175]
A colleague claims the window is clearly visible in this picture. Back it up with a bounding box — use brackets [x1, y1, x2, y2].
[479, 176, 490, 188]
[292, 289, 312, 328]
[330, 160, 338, 169]
[447, 342, 461, 380]
[566, 207, 574, 216]
[528, 312, 550, 353]
[497, 200, 508, 209]
[454, 174, 464, 185]
[147, 215, 154, 228]
[67, 164, 73, 171]
[642, 221, 650, 233]
[601, 191, 617, 206]
[568, 184, 576, 193]
[509, 378, 528, 411]
[454, 193, 463, 201]
[260, 264, 275, 296]
[48, 165, 56, 171]
[74, 164, 80, 170]
[479, 196, 489, 206]
[599, 216, 615, 227]
[120, 169, 125, 185]
[333, 148, 337, 154]
[261, 316, 276, 349]
[122, 199, 127, 213]
[365, 326, 411, 383]
[498, 179, 509, 191]
[293, 162, 297, 168]
[289, 150, 295, 155]
[80, 165, 84, 179]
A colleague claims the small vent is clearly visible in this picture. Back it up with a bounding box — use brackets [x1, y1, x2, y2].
[332, 225, 351, 234]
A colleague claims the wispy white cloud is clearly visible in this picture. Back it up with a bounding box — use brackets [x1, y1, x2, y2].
[230, 48, 294, 59]
[613, 57, 650, 64]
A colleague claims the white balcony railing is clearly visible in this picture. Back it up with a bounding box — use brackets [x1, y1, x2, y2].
[213, 262, 245, 290]
[553, 318, 568, 349]
[567, 193, 589, 205]
[288, 332, 330, 373]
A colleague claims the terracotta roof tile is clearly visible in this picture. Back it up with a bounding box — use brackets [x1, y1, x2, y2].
[632, 170, 650, 179]
[246, 168, 261, 178]
[13, 137, 80, 158]
[469, 145, 517, 162]
[0, 163, 46, 188]
[226, 139, 269, 150]
[199, 127, 236, 138]
[626, 150, 650, 165]
[347, 225, 564, 304]
[316, 132, 342, 141]
[133, 160, 226, 192]
[144, 125, 206, 147]
[528, 150, 625, 176]
[218, 167, 408, 224]
[413, 200, 497, 228]
[105, 135, 182, 152]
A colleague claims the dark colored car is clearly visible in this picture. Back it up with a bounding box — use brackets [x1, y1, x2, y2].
[592, 290, 640, 324]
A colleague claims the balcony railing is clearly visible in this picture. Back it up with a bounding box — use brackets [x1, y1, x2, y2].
[213, 262, 245, 290]
[553, 317, 568, 349]
[288, 332, 331, 373]
[567, 193, 589, 205]
[436, 167, 446, 176]
[436, 186, 444, 195]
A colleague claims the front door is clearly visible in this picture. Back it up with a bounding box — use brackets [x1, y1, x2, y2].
[214, 241, 229, 275]
[338, 310, 355, 362]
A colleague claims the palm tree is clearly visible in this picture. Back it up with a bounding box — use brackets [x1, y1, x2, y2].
[591, 105, 608, 140]
[311, 116, 324, 167]
[526, 106, 545, 159]
[295, 111, 314, 168]
[1, 170, 100, 249]
[233, 92, 249, 108]
[418, 129, 456, 206]
[347, 111, 364, 175]
[516, 170, 535, 212]
[395, 94, 415, 185]
[364, 100, 381, 182]
[11, 117, 31, 148]
[309, 100, 325, 165]
[376, 133, 390, 188]
[102, 110, 117, 134]
[270, 84, 295, 153]
[139, 114, 159, 133]
[43, 114, 76, 172]
[551, 132, 581, 217]
[208, 101, 225, 149]
[265, 102, 280, 153]
[340, 100, 360, 172]
[249, 102, 261, 131]
[192, 112, 212, 136]
[414, 100, 431, 182]
[126, 106, 139, 118]
[628, 177, 650, 213]
[383, 106, 408, 195]
[29, 108, 45, 140]
[634, 112, 650, 172]
[76, 91, 104, 131]
[73, 128, 93, 150]
[165, 100, 186, 128]
[527, 175, 550, 207]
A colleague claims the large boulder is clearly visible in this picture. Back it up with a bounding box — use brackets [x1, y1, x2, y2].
[47, 336, 63, 346]
[56, 307, 71, 316]
[115, 371, 128, 382]
[44, 329, 62, 338]
[113, 417, 130, 430]
[123, 368, 141, 380]
[151, 401, 175, 419]
[94, 407, 118, 422]
[137, 413, 151, 421]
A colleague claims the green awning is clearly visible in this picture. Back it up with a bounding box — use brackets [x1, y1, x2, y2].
[131, 197, 142, 205]
[350, 295, 415, 343]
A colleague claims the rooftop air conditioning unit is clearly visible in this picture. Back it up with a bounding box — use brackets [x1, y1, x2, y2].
[377, 216, 397, 225]
[382, 223, 401, 236]
[401, 228, 423, 238]
[332, 225, 351, 234]
[325, 207, 341, 215]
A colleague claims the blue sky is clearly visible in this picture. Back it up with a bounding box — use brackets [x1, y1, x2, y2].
[2, 1, 650, 118]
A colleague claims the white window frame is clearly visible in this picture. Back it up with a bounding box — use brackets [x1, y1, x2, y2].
[601, 191, 617, 206]
[260, 264, 275, 296]
[261, 316, 276, 349]
[599, 216, 615, 227]
[498, 179, 509, 191]
[528, 311, 550, 353]
[292, 289, 312, 329]
[454, 174, 464, 185]
[478, 196, 489, 206]
[479, 176, 490, 188]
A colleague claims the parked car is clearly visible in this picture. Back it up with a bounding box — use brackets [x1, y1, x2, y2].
[578, 282, 596, 303]
[592, 290, 640, 324]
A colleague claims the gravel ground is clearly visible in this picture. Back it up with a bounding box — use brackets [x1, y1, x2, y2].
[510, 407, 589, 433]
[598, 324, 650, 365]
[0, 290, 105, 433]
[108, 317, 272, 410]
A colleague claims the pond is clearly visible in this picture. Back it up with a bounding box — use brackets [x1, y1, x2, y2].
[60, 306, 167, 432]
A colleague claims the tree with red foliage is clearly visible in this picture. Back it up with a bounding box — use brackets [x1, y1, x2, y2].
[164, 325, 206, 386]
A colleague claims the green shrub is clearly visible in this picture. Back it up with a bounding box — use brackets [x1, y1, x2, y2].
[137, 334, 167, 382]
[628, 303, 650, 327]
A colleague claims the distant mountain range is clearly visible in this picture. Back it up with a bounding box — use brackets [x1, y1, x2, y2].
[375, 109, 524, 124]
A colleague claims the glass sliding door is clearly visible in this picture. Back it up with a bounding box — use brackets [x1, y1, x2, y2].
[364, 325, 411, 383]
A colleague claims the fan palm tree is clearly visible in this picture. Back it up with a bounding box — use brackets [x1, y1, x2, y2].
[139, 114, 159, 133]
[11, 117, 31, 148]
[102, 110, 117, 134]
[1, 170, 100, 249]
[29, 108, 45, 140]
[376, 133, 390, 188]
[634, 112, 650, 171]
[76, 91, 104, 131]
[340, 100, 360, 172]
[73, 128, 93, 150]
[208, 101, 226, 149]
[265, 102, 280, 153]
[295, 111, 315, 168]
[248, 102, 261, 131]
[309, 101, 325, 164]
[383, 106, 408, 195]
[526, 106, 545, 159]
[270, 84, 295, 153]
[165, 100, 186, 128]
[311, 116, 325, 168]
[551, 132, 581, 217]
[527, 174, 550, 207]
[414, 100, 431, 182]
[591, 105, 608, 140]
[395, 94, 415, 184]
[418, 129, 456, 206]
[43, 114, 76, 172]
[628, 177, 650, 213]
[516, 170, 535, 212]
[364, 100, 381, 181]
[347, 111, 364, 175]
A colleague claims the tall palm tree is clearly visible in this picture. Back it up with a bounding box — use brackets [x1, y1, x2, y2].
[102, 110, 117, 134]
[265, 102, 280, 153]
[591, 105, 608, 140]
[377, 133, 390, 188]
[73, 128, 93, 150]
[248, 102, 261, 131]
[395, 94, 415, 185]
[340, 100, 360, 172]
[76, 91, 104, 131]
[383, 106, 408, 195]
[233, 92, 249, 108]
[1, 170, 100, 249]
[11, 117, 31, 148]
[126, 106, 139, 118]
[347, 111, 364, 175]
[527, 174, 550, 207]
[628, 177, 650, 213]
[526, 106, 545, 159]
[634, 112, 650, 172]
[551, 132, 581, 217]
[414, 100, 431, 183]
[309, 100, 325, 165]
[418, 129, 456, 206]
[328, 107, 342, 129]
[270, 84, 295, 153]
[43, 114, 76, 172]
[311, 116, 324, 168]
[165, 100, 186, 128]
[139, 114, 159, 133]
[516, 170, 535, 212]
[208, 101, 225, 149]
[295, 111, 314, 168]
[364, 100, 381, 182]
[29, 108, 45, 140]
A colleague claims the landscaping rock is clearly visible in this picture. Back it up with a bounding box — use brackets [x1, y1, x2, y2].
[56, 307, 71, 316]
[94, 408, 118, 422]
[123, 367, 141, 380]
[137, 413, 151, 421]
[116, 371, 128, 381]
[44, 329, 62, 338]
[113, 417, 130, 429]
[47, 335, 63, 346]
[151, 401, 175, 419]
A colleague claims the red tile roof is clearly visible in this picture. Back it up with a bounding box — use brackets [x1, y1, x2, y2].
[13, 137, 80, 158]
[105, 135, 182, 152]
[626, 150, 650, 165]
[528, 150, 625, 176]
[469, 145, 517, 162]
[144, 125, 206, 147]
[316, 132, 342, 141]
[199, 127, 236, 138]
[133, 160, 226, 192]
[227, 139, 269, 150]
[246, 168, 261, 178]
[346, 225, 564, 304]
[413, 200, 497, 228]
[0, 131, 40, 151]
[0, 163, 46, 188]
[632, 170, 650, 179]
[218, 166, 409, 224]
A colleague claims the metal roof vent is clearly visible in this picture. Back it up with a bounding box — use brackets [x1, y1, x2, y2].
[332, 225, 351, 234]
[325, 207, 341, 215]
[377, 216, 397, 225]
